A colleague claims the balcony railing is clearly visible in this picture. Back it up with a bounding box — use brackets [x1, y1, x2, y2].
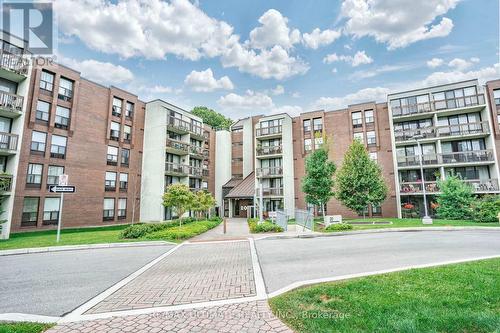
[0, 132, 18, 151]
[395, 121, 490, 142]
[0, 174, 12, 192]
[166, 139, 189, 153]
[189, 145, 208, 157]
[188, 166, 203, 177]
[397, 150, 494, 167]
[0, 91, 24, 114]
[256, 145, 282, 156]
[167, 116, 191, 132]
[0, 50, 29, 76]
[392, 94, 485, 118]
[399, 179, 499, 193]
[262, 187, 284, 196]
[256, 167, 283, 177]
[165, 162, 188, 175]
[256, 125, 282, 137]
[465, 179, 499, 192]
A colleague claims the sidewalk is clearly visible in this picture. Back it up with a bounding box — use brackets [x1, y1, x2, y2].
[190, 218, 251, 241]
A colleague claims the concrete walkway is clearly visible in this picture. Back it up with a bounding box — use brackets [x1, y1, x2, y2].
[191, 218, 251, 241]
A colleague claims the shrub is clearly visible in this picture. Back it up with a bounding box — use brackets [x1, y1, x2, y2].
[472, 195, 500, 223]
[436, 176, 474, 220]
[325, 223, 353, 232]
[248, 218, 283, 233]
[146, 220, 221, 241]
[120, 218, 198, 239]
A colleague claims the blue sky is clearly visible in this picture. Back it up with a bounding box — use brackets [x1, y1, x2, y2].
[54, 0, 499, 120]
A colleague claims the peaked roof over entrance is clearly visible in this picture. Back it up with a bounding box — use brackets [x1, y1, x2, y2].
[226, 172, 255, 199]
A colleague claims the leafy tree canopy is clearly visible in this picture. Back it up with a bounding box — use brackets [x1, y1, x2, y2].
[163, 184, 195, 225]
[191, 106, 232, 130]
[436, 176, 474, 220]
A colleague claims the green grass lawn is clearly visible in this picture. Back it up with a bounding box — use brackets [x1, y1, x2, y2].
[0, 322, 53, 333]
[269, 258, 500, 333]
[314, 217, 500, 232]
[0, 224, 141, 250]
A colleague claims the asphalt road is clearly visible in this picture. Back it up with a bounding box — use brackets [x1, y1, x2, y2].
[0, 245, 173, 316]
[256, 230, 500, 293]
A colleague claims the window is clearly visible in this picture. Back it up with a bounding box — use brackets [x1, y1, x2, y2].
[231, 126, 243, 133]
[55, 106, 70, 129]
[110, 122, 120, 141]
[58, 77, 73, 101]
[35, 100, 50, 122]
[103, 198, 115, 221]
[366, 131, 376, 145]
[369, 152, 378, 161]
[313, 118, 323, 132]
[126, 102, 134, 118]
[105, 172, 117, 191]
[303, 119, 311, 132]
[121, 148, 130, 166]
[40, 71, 54, 91]
[119, 173, 128, 191]
[304, 138, 312, 152]
[43, 197, 60, 225]
[494, 89, 500, 106]
[107, 146, 118, 165]
[352, 112, 362, 128]
[118, 198, 127, 219]
[50, 135, 67, 159]
[47, 165, 64, 187]
[21, 197, 39, 226]
[353, 132, 364, 143]
[365, 110, 374, 124]
[123, 125, 132, 143]
[26, 163, 43, 188]
[31, 131, 47, 154]
[112, 97, 122, 117]
[371, 205, 382, 216]
[314, 136, 323, 149]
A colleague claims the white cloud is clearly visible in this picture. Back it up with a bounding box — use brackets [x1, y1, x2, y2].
[332, 68, 338, 74]
[323, 51, 373, 67]
[427, 57, 444, 68]
[312, 87, 390, 110]
[422, 63, 500, 87]
[470, 57, 480, 63]
[291, 92, 301, 98]
[302, 28, 341, 49]
[271, 105, 303, 116]
[249, 9, 301, 49]
[271, 85, 285, 95]
[448, 58, 474, 71]
[349, 64, 414, 80]
[221, 44, 309, 80]
[341, 0, 459, 49]
[58, 56, 134, 85]
[217, 90, 273, 109]
[55, 0, 237, 61]
[184, 68, 234, 92]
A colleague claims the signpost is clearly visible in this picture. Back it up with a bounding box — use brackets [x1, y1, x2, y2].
[51, 175, 76, 242]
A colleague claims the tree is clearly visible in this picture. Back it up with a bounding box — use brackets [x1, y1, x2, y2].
[436, 176, 474, 220]
[335, 139, 388, 217]
[191, 106, 233, 130]
[471, 195, 500, 223]
[301, 143, 336, 218]
[198, 191, 216, 218]
[162, 184, 195, 225]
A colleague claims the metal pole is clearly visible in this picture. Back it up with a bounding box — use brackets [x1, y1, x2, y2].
[259, 182, 263, 223]
[56, 192, 64, 243]
[417, 139, 432, 224]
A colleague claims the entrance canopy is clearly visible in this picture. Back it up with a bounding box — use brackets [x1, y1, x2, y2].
[225, 172, 255, 199]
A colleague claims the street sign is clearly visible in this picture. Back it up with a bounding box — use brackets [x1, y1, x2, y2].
[49, 185, 76, 193]
[58, 174, 69, 186]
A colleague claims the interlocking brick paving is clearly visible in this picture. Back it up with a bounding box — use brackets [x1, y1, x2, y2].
[86, 241, 256, 314]
[49, 301, 292, 333]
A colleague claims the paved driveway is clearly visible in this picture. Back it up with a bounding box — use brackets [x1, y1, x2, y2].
[0, 245, 173, 316]
[256, 230, 500, 293]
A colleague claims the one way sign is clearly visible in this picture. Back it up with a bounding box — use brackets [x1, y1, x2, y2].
[49, 185, 76, 193]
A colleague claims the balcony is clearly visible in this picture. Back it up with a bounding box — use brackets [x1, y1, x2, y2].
[397, 150, 494, 168]
[202, 169, 209, 178]
[262, 187, 284, 196]
[190, 125, 205, 140]
[165, 139, 189, 155]
[400, 181, 439, 194]
[256, 167, 283, 178]
[167, 117, 191, 134]
[0, 132, 18, 154]
[395, 121, 490, 143]
[0, 91, 24, 118]
[188, 165, 203, 178]
[256, 125, 282, 138]
[400, 179, 499, 194]
[392, 94, 485, 118]
[0, 174, 13, 193]
[465, 179, 499, 192]
[0, 50, 29, 81]
[165, 162, 188, 176]
[189, 145, 208, 158]
[256, 145, 282, 157]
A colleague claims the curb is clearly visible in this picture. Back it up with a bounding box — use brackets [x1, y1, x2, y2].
[0, 241, 176, 256]
[255, 226, 500, 240]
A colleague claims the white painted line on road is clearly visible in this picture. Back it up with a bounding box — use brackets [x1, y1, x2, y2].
[60, 242, 184, 322]
[267, 254, 500, 298]
[62, 295, 264, 322]
[0, 313, 61, 324]
[248, 237, 267, 299]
